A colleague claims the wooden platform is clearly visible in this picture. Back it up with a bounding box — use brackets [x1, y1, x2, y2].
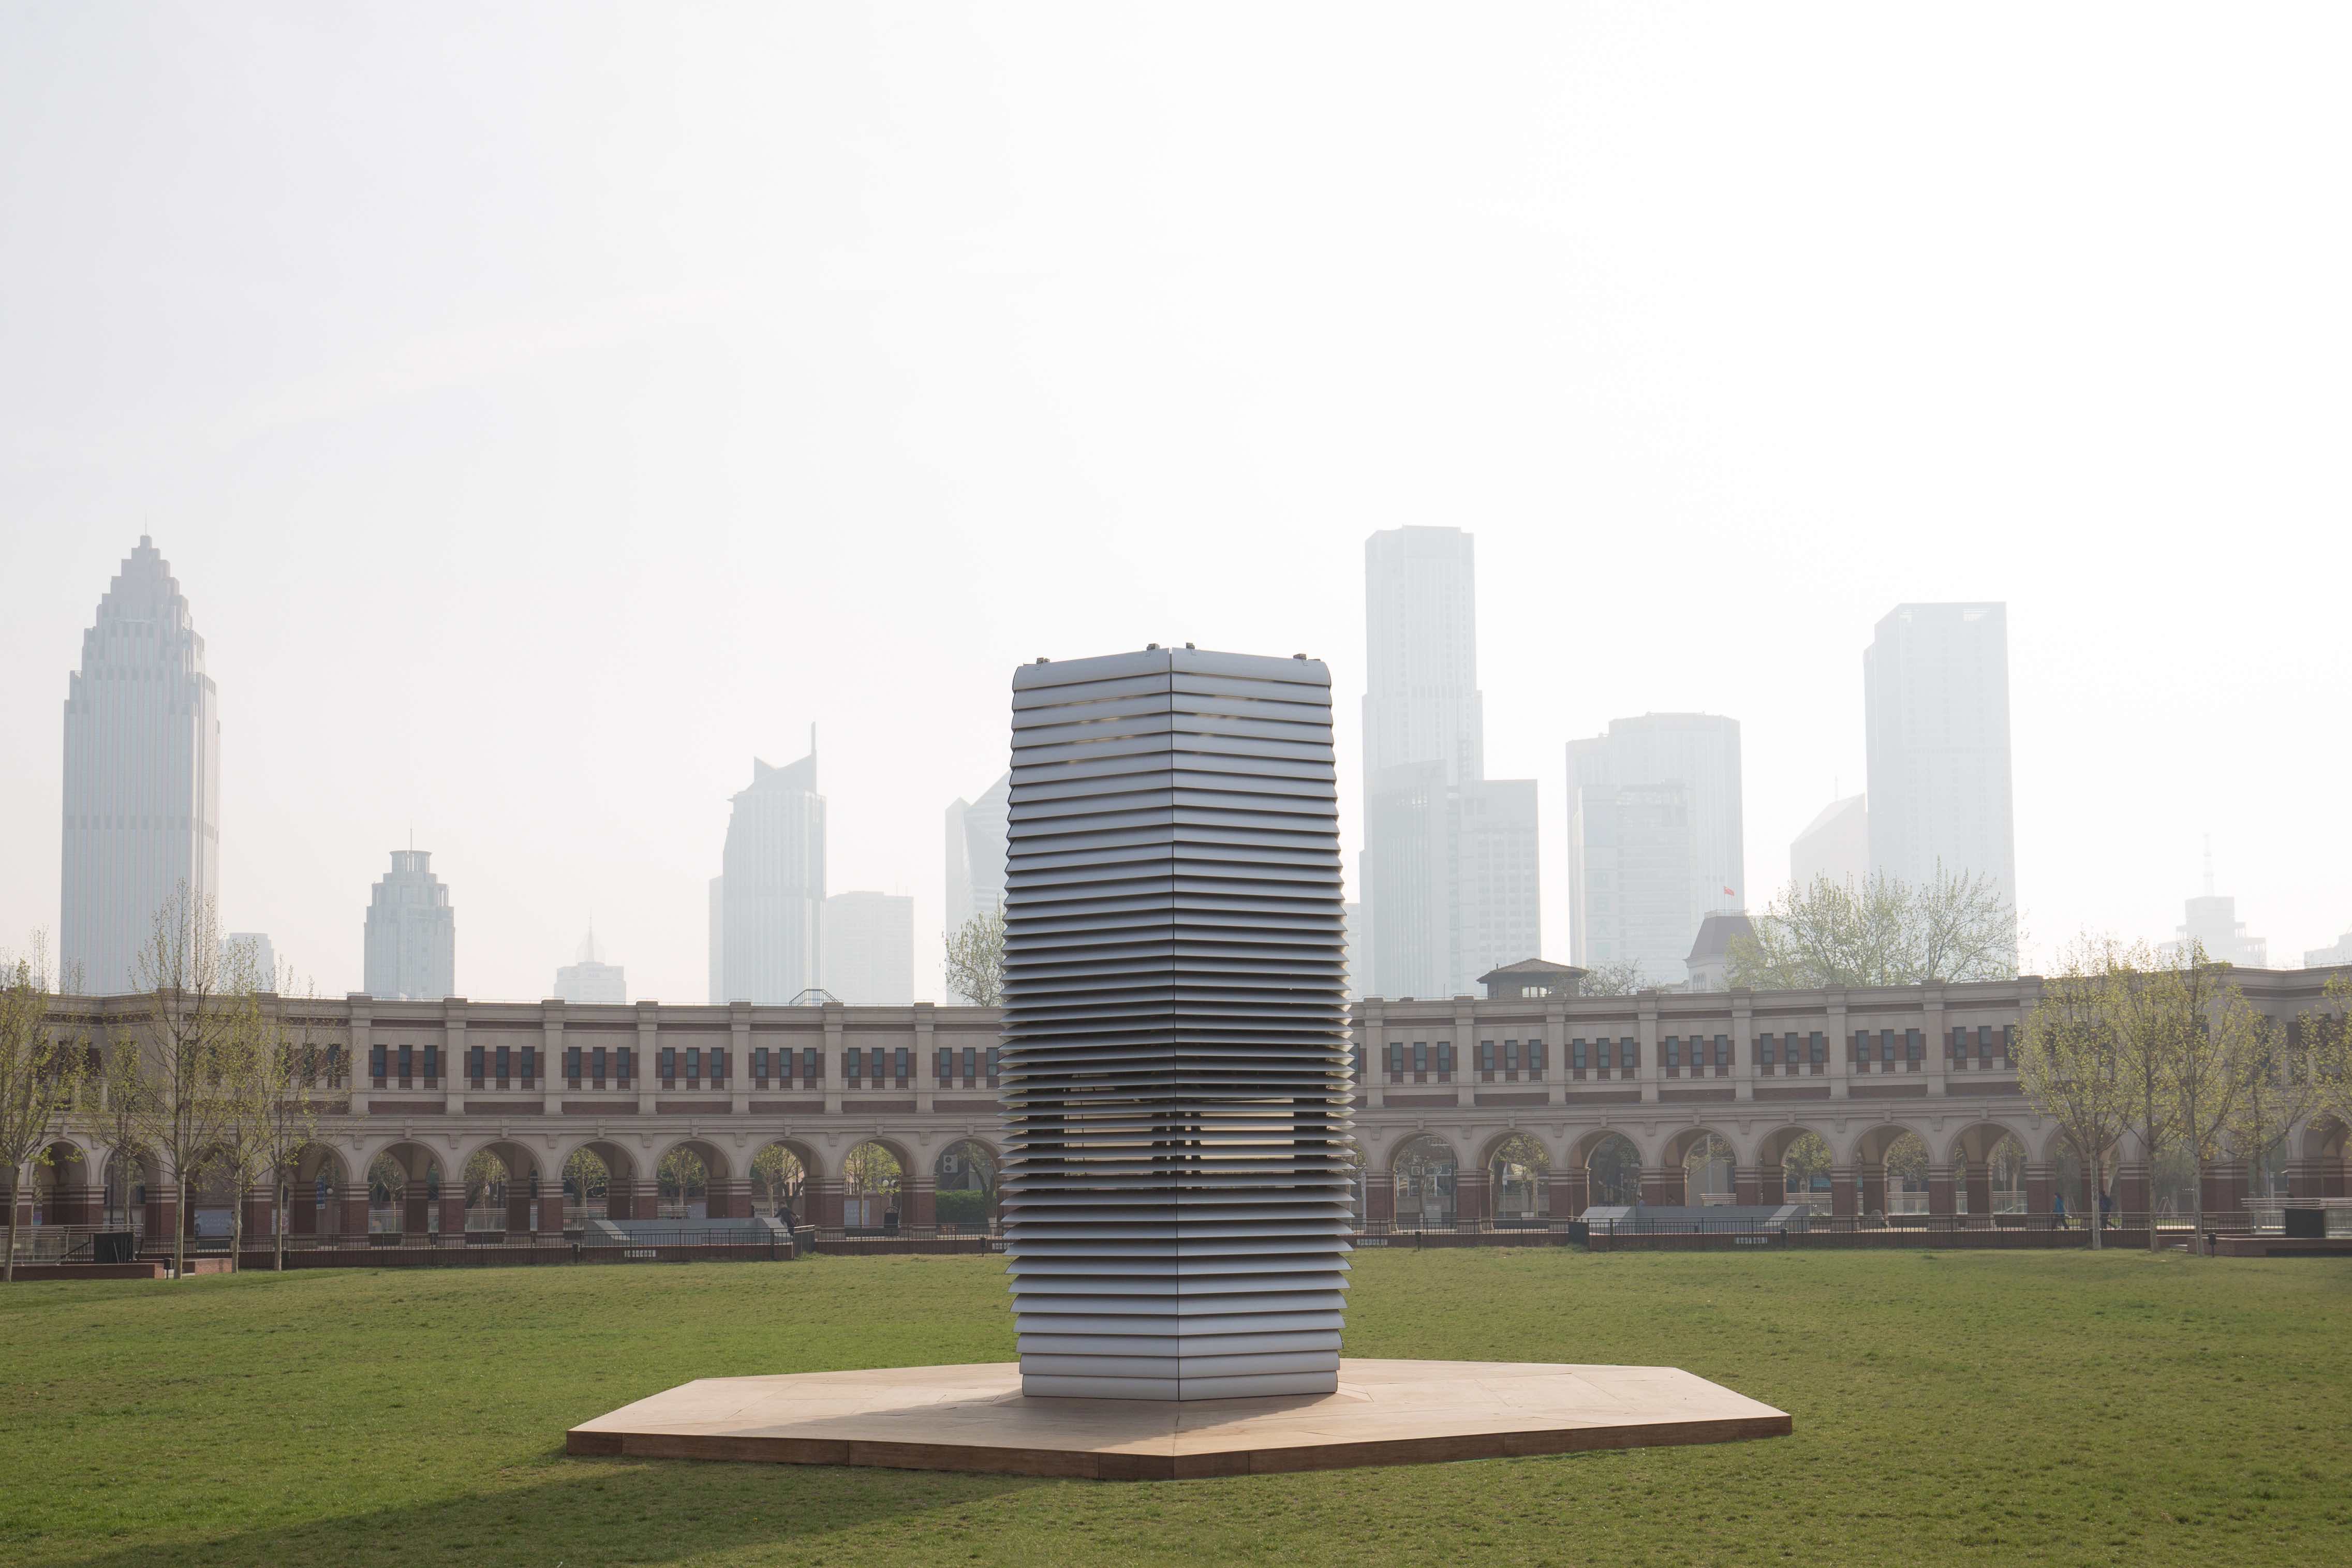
[567, 1358, 1791, 1480]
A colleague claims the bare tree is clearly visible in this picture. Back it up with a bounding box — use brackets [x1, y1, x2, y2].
[2015, 939, 2131, 1250]
[1575, 959, 1652, 998]
[126, 885, 250, 1277]
[1728, 868, 2017, 991]
[944, 907, 1005, 1006]
[0, 936, 88, 1282]
[2225, 993, 2340, 1207]
[220, 969, 323, 1271]
[2154, 946, 2264, 1242]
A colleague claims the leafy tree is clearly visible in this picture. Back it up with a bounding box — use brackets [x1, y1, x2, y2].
[2015, 939, 2132, 1249]
[944, 907, 1005, 1006]
[751, 1144, 806, 1219]
[216, 969, 323, 1270]
[1728, 868, 2016, 990]
[0, 936, 88, 1282]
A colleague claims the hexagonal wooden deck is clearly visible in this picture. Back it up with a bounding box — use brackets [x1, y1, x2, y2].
[567, 1358, 1790, 1480]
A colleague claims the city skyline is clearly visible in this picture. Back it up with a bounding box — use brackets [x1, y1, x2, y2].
[4, 10, 2347, 999]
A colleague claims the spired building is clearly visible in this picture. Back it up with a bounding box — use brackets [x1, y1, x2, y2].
[362, 850, 455, 1001]
[62, 537, 220, 996]
[1864, 603, 2017, 911]
[1567, 714, 1746, 987]
[553, 926, 626, 1003]
[1000, 647, 1353, 1400]
[712, 746, 825, 1004]
[1358, 527, 1540, 1000]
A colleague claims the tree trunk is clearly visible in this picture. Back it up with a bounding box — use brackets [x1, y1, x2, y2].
[229, 1183, 243, 1274]
[275, 1173, 287, 1273]
[171, 1173, 186, 1279]
[5, 1168, 18, 1284]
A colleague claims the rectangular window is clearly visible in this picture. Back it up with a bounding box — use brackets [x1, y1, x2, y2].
[1905, 1029, 1922, 1063]
[845, 1046, 862, 1084]
[616, 1046, 633, 1085]
[591, 1045, 608, 1085]
[985, 1047, 999, 1085]
[1480, 1040, 1495, 1072]
[1412, 1042, 1428, 1074]
[397, 1043, 413, 1083]
[422, 1044, 439, 1082]
[1761, 1034, 1778, 1065]
[1572, 1039, 1587, 1071]
[1809, 1032, 1826, 1066]
[894, 1046, 909, 1085]
[564, 1045, 581, 1086]
[712, 1048, 728, 1086]
[496, 1044, 510, 1083]
[960, 1045, 976, 1084]
[1504, 1040, 1520, 1071]
[372, 1044, 389, 1083]
[1666, 1038, 1681, 1070]
[935, 1046, 951, 1083]
[1528, 1038, 1546, 1073]
[467, 1045, 484, 1085]
[1438, 1042, 1454, 1075]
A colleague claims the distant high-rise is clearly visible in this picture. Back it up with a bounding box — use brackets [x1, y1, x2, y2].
[1359, 527, 1540, 998]
[2305, 928, 2352, 969]
[706, 877, 725, 1003]
[2162, 848, 2267, 969]
[822, 892, 914, 1005]
[944, 772, 1010, 934]
[61, 537, 220, 996]
[219, 933, 277, 986]
[1790, 794, 1870, 890]
[1567, 714, 1745, 986]
[554, 926, 626, 1003]
[714, 747, 825, 1004]
[363, 850, 455, 1000]
[1863, 604, 2016, 910]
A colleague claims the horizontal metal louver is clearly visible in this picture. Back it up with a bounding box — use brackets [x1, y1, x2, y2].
[1000, 647, 1353, 1400]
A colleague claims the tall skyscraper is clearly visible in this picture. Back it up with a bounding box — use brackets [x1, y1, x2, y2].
[706, 877, 725, 1003]
[219, 933, 277, 986]
[62, 537, 220, 996]
[1566, 714, 1745, 985]
[363, 850, 455, 1000]
[554, 925, 626, 1003]
[943, 772, 1010, 932]
[1863, 603, 2016, 909]
[1358, 527, 1540, 998]
[1789, 794, 1870, 890]
[713, 747, 825, 1004]
[822, 892, 914, 1005]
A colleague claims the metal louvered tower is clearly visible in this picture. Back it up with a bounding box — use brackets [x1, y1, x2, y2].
[999, 647, 1354, 1401]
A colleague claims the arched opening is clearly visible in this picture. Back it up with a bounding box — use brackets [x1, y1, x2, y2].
[842, 1141, 904, 1231]
[1665, 1130, 1735, 1206]
[103, 1146, 160, 1237]
[658, 1146, 709, 1219]
[2051, 1134, 2116, 1221]
[31, 1141, 94, 1228]
[750, 1141, 815, 1225]
[1764, 1129, 1832, 1212]
[287, 1144, 350, 1240]
[1851, 1125, 1925, 1223]
[1584, 1133, 1641, 1207]
[1946, 1124, 2028, 1222]
[561, 1140, 643, 1223]
[368, 1143, 446, 1238]
[185, 1148, 241, 1245]
[1391, 1135, 1458, 1230]
[1486, 1134, 1549, 1226]
[462, 1142, 545, 1236]
[934, 1140, 999, 1233]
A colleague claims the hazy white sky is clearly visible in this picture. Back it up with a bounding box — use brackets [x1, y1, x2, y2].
[4, 4, 2348, 1002]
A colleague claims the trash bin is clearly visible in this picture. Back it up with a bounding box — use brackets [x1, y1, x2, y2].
[94, 1231, 137, 1264]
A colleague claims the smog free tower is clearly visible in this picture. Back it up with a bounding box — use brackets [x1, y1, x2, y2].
[1000, 647, 1354, 1399]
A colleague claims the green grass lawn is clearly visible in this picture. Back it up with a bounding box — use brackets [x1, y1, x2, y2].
[2, 1249, 2347, 1568]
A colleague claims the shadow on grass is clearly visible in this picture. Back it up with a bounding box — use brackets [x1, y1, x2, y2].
[46, 1455, 1043, 1568]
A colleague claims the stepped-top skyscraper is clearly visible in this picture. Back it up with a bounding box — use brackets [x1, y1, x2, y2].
[1566, 713, 1746, 986]
[554, 925, 626, 1003]
[1358, 527, 1539, 999]
[1863, 604, 2016, 910]
[62, 537, 220, 996]
[944, 774, 1010, 925]
[711, 744, 826, 1004]
[363, 850, 455, 1000]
